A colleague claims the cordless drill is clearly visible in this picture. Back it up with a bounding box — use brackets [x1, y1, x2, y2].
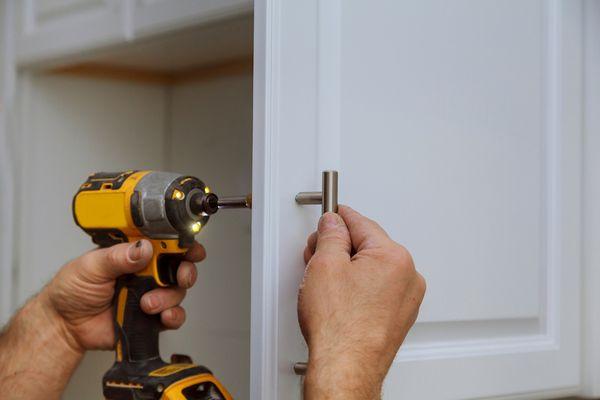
[73, 170, 249, 400]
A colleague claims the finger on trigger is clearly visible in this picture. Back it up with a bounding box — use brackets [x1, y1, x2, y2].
[141, 287, 186, 315]
[161, 307, 186, 330]
[177, 261, 197, 289]
[185, 241, 206, 262]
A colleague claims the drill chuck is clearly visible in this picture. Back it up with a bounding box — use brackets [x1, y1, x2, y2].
[190, 192, 219, 216]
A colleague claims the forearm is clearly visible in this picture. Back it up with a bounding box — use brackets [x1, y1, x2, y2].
[304, 350, 383, 400]
[0, 291, 83, 399]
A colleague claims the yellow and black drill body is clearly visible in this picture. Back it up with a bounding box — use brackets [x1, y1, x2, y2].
[73, 170, 232, 400]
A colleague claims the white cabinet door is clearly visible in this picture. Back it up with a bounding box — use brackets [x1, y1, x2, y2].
[252, 0, 583, 399]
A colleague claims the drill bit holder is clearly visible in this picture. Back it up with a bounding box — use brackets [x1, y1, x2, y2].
[218, 194, 252, 209]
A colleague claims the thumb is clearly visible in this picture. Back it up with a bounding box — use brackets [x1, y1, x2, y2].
[314, 212, 352, 258]
[81, 239, 154, 281]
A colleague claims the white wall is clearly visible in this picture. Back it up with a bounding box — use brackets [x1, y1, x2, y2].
[15, 75, 167, 303]
[164, 73, 252, 400]
[0, 0, 9, 324]
[0, 0, 16, 326]
[12, 71, 252, 399]
[15, 74, 167, 400]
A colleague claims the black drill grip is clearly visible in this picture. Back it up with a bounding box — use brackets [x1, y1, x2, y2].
[114, 275, 161, 362]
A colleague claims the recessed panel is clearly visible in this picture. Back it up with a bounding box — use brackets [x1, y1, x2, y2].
[340, 0, 544, 322]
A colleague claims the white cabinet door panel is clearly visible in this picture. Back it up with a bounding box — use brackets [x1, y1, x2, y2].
[341, 0, 545, 322]
[253, 0, 582, 399]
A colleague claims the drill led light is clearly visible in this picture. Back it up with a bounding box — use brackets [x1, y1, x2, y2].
[204, 186, 211, 194]
[191, 221, 202, 233]
[173, 190, 185, 200]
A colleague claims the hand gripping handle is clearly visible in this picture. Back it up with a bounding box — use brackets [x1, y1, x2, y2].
[114, 275, 161, 362]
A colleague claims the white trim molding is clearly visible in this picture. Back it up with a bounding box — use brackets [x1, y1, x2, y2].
[251, 0, 282, 399]
[581, 0, 600, 396]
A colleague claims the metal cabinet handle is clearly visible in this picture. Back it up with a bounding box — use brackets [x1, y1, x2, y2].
[293, 171, 339, 376]
[296, 170, 338, 214]
[293, 362, 308, 376]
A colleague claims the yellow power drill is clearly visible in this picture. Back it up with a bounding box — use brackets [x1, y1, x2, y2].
[72, 170, 250, 400]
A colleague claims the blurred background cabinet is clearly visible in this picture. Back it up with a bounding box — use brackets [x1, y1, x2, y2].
[1, 1, 600, 399]
[14, 0, 252, 65]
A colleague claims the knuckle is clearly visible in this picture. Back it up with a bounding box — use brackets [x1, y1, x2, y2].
[107, 245, 124, 266]
[388, 244, 415, 270]
[321, 228, 346, 243]
[79, 251, 96, 269]
[310, 252, 338, 268]
[168, 308, 178, 321]
[167, 287, 186, 306]
[175, 308, 186, 323]
[367, 217, 383, 231]
[365, 217, 387, 235]
[306, 232, 316, 246]
[417, 274, 427, 297]
[303, 247, 313, 263]
[196, 245, 207, 259]
[178, 262, 193, 280]
[185, 265, 198, 286]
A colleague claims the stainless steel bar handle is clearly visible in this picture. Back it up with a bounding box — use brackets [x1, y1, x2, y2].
[293, 171, 339, 376]
[295, 170, 339, 214]
[293, 362, 308, 376]
[322, 170, 338, 214]
[294, 191, 322, 205]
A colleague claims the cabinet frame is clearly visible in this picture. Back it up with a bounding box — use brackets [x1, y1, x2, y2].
[250, 0, 280, 398]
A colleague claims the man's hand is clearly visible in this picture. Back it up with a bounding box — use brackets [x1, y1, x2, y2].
[0, 240, 203, 399]
[299, 206, 426, 400]
[45, 239, 203, 351]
